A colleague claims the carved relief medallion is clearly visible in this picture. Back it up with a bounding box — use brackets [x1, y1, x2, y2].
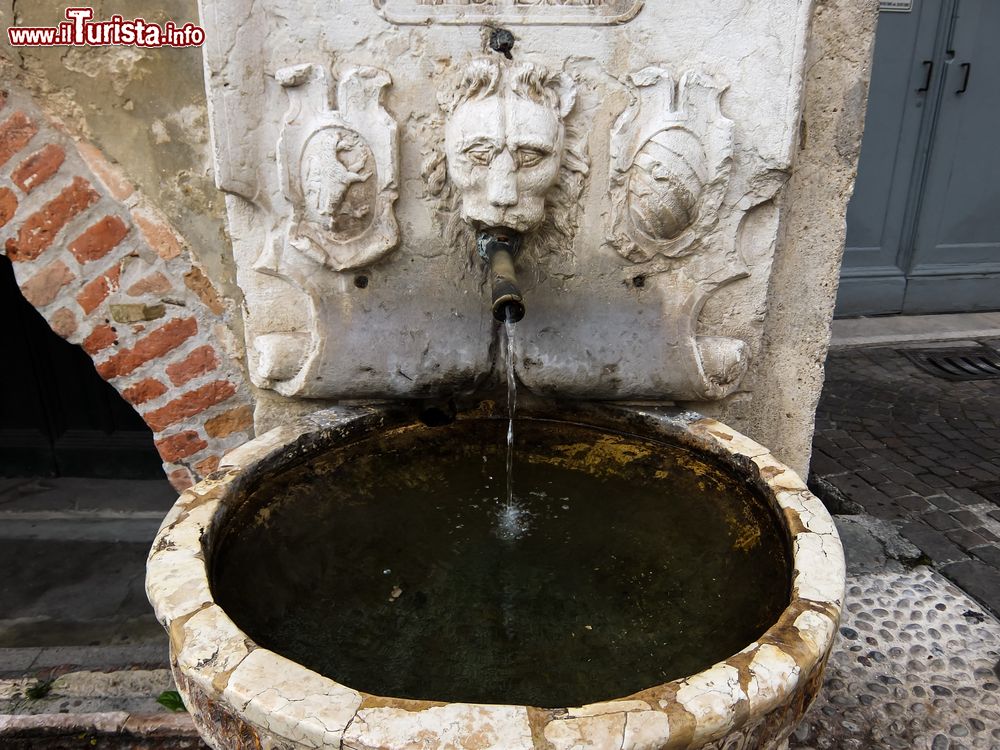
[375, 0, 644, 25]
[276, 63, 399, 271]
[608, 68, 733, 263]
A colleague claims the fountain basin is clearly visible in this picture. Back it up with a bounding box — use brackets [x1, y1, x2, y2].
[146, 402, 845, 750]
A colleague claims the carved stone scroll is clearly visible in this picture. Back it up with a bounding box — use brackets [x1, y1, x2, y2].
[608, 68, 733, 263]
[375, 0, 644, 26]
[276, 64, 399, 272]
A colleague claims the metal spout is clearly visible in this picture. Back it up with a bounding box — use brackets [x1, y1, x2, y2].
[477, 227, 525, 323]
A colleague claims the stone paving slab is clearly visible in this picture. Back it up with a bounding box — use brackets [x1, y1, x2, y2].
[0, 538, 164, 649]
[0, 711, 204, 749]
[0, 669, 173, 716]
[830, 313, 1000, 349]
[0, 478, 176, 514]
[810, 339, 1000, 617]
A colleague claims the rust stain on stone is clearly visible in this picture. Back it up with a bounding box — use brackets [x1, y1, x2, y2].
[624, 682, 696, 749]
[726, 647, 757, 697]
[526, 706, 562, 750]
[759, 464, 785, 480]
[211, 644, 254, 694]
[756, 598, 838, 674]
[723, 649, 755, 728]
[357, 693, 449, 712]
[782, 506, 810, 537]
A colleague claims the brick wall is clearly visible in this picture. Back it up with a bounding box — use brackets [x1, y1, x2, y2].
[0, 86, 254, 492]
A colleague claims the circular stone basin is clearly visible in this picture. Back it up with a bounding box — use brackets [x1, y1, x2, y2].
[213, 418, 790, 709]
[146, 402, 845, 750]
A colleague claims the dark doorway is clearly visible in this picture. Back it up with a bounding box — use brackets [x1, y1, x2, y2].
[0, 254, 165, 479]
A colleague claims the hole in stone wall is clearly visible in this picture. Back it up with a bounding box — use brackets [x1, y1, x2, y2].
[418, 403, 456, 427]
[354, 275, 369, 289]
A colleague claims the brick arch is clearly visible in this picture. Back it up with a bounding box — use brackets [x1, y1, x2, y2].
[0, 86, 254, 491]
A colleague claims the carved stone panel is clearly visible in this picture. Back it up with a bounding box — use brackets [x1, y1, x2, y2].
[276, 64, 399, 272]
[199, 0, 820, 408]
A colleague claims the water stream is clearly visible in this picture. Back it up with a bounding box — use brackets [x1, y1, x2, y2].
[497, 310, 527, 540]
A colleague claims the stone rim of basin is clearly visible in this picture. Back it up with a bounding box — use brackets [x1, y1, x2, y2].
[146, 401, 845, 750]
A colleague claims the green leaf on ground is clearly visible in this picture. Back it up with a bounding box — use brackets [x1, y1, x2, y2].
[156, 689, 187, 712]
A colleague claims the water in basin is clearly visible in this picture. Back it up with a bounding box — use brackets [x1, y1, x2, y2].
[212, 418, 790, 708]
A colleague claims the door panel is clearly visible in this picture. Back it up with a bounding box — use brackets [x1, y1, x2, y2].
[837, 1, 944, 315]
[903, 0, 1000, 311]
[837, 0, 1000, 316]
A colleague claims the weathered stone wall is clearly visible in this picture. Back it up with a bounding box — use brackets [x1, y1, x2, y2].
[0, 0, 237, 306]
[705, 0, 880, 474]
[0, 86, 254, 490]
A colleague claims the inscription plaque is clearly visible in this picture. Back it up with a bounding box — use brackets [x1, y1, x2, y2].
[374, 0, 644, 25]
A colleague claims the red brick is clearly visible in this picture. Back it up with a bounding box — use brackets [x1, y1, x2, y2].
[0, 187, 17, 228]
[49, 307, 77, 338]
[167, 467, 195, 492]
[166, 345, 218, 387]
[144, 380, 237, 432]
[19, 259, 74, 307]
[68, 215, 129, 263]
[183, 267, 225, 315]
[122, 378, 168, 406]
[96, 317, 197, 380]
[132, 207, 182, 260]
[194, 455, 221, 476]
[5, 177, 100, 262]
[82, 324, 118, 355]
[75, 141, 134, 201]
[204, 404, 254, 439]
[11, 144, 65, 193]
[0, 111, 38, 167]
[76, 263, 121, 315]
[127, 272, 172, 297]
[156, 431, 208, 462]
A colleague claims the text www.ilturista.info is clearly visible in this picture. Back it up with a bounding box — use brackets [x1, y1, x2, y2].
[7, 7, 205, 47]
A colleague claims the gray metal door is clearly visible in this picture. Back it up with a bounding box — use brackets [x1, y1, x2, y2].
[836, 0, 1000, 316]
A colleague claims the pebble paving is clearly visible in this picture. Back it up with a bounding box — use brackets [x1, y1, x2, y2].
[791, 569, 1000, 750]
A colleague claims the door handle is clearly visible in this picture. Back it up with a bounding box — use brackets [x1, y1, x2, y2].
[917, 60, 933, 93]
[956, 62, 971, 94]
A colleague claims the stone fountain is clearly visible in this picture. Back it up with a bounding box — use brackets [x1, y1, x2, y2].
[146, 1, 869, 747]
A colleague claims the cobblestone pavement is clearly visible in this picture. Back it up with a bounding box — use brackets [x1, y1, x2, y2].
[810, 340, 1000, 617]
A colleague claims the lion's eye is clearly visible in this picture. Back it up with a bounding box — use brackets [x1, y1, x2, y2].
[465, 146, 494, 166]
[515, 148, 549, 168]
